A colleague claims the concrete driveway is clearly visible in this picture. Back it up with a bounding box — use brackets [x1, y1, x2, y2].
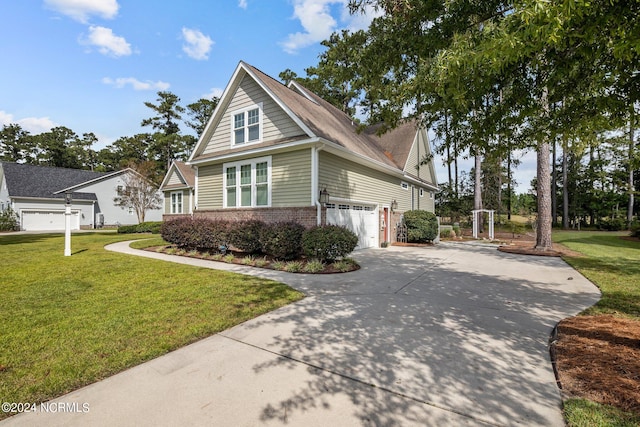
[2, 242, 600, 426]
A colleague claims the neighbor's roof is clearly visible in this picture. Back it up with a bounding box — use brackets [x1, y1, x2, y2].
[1, 162, 107, 201]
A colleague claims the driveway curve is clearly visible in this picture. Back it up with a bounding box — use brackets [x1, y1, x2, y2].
[2, 241, 600, 427]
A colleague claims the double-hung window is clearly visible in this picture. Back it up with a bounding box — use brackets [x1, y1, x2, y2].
[223, 156, 271, 208]
[170, 191, 183, 214]
[232, 103, 262, 145]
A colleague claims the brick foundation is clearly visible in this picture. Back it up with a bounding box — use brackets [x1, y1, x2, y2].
[194, 206, 324, 229]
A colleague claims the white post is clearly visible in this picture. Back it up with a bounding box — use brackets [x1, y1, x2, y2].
[472, 209, 478, 238]
[64, 204, 71, 256]
[489, 210, 495, 240]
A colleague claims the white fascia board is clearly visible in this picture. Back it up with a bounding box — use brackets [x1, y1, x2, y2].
[189, 62, 316, 162]
[188, 137, 321, 166]
[188, 64, 245, 162]
[242, 64, 316, 138]
[159, 162, 189, 190]
[53, 169, 133, 194]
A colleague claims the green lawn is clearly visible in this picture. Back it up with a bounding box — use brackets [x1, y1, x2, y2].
[554, 230, 640, 317]
[0, 232, 303, 419]
[553, 231, 640, 426]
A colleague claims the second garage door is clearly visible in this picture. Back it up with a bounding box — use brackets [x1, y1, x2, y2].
[326, 202, 378, 249]
[21, 210, 80, 231]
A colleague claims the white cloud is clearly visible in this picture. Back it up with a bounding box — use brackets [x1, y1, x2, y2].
[82, 26, 132, 57]
[238, 0, 248, 9]
[181, 28, 214, 60]
[281, 0, 381, 54]
[44, 0, 119, 23]
[203, 87, 224, 100]
[102, 77, 170, 91]
[1, 111, 58, 134]
[281, 0, 339, 54]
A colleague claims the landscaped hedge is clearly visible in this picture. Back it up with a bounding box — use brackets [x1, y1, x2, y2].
[160, 218, 360, 261]
[404, 210, 439, 243]
[117, 221, 162, 234]
[302, 225, 358, 262]
[161, 217, 230, 251]
[259, 221, 305, 260]
[630, 222, 640, 238]
[228, 219, 265, 254]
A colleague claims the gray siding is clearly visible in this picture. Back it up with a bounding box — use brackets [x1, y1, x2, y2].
[197, 164, 223, 209]
[202, 75, 306, 156]
[166, 169, 185, 186]
[272, 149, 311, 207]
[319, 152, 434, 213]
[405, 130, 436, 183]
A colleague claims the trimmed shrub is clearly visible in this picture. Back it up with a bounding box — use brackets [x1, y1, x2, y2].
[404, 210, 438, 243]
[228, 219, 265, 254]
[302, 225, 358, 262]
[0, 207, 19, 231]
[630, 222, 640, 238]
[117, 222, 162, 234]
[160, 217, 230, 251]
[259, 221, 305, 260]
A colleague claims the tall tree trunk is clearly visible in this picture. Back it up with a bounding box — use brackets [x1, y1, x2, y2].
[507, 145, 512, 220]
[562, 141, 569, 229]
[445, 110, 453, 188]
[535, 86, 553, 251]
[628, 110, 636, 227]
[552, 136, 557, 226]
[475, 153, 483, 233]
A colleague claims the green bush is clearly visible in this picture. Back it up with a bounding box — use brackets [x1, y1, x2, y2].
[259, 221, 305, 260]
[228, 220, 265, 254]
[630, 222, 640, 238]
[302, 225, 358, 262]
[440, 228, 452, 238]
[160, 217, 230, 251]
[404, 210, 438, 243]
[0, 207, 19, 231]
[117, 221, 162, 234]
[599, 217, 626, 231]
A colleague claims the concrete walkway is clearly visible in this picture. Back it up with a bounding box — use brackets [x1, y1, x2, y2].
[2, 242, 600, 426]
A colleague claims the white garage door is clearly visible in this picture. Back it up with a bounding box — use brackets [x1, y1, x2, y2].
[21, 211, 80, 231]
[326, 203, 378, 249]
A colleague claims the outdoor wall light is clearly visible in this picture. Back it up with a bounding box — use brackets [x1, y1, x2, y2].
[319, 188, 330, 205]
[65, 191, 73, 205]
[391, 199, 398, 212]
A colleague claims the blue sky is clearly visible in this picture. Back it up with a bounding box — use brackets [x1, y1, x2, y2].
[0, 0, 536, 191]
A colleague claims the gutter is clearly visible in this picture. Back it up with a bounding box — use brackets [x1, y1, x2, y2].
[312, 144, 325, 226]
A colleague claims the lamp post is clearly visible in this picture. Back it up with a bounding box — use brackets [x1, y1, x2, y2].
[64, 191, 72, 256]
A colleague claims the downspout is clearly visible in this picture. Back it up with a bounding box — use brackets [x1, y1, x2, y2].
[193, 165, 198, 217]
[312, 145, 325, 225]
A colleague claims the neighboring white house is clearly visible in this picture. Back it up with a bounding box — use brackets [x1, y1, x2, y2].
[0, 162, 162, 231]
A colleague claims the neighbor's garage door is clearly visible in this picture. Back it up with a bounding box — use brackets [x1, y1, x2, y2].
[21, 210, 80, 231]
[326, 203, 378, 249]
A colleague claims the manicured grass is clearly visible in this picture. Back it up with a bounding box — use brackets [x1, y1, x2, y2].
[563, 398, 640, 427]
[553, 231, 640, 317]
[553, 231, 640, 425]
[0, 233, 302, 419]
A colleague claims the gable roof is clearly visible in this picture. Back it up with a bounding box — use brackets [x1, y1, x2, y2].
[160, 161, 195, 190]
[1, 162, 109, 201]
[189, 61, 435, 187]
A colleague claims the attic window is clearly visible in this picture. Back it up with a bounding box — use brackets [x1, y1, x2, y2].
[400, 182, 409, 190]
[232, 103, 262, 145]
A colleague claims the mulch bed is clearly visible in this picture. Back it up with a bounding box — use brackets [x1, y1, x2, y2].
[553, 315, 640, 413]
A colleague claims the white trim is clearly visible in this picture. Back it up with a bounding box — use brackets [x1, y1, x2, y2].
[194, 166, 199, 210]
[170, 191, 184, 214]
[230, 102, 263, 147]
[188, 137, 319, 166]
[222, 156, 272, 208]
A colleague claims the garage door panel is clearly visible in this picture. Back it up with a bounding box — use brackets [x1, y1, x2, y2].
[327, 203, 378, 249]
[21, 210, 80, 231]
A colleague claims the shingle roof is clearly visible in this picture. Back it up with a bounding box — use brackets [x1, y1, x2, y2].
[1, 162, 108, 200]
[174, 161, 195, 187]
[244, 63, 404, 169]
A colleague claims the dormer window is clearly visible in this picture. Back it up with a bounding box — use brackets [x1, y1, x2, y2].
[232, 103, 262, 145]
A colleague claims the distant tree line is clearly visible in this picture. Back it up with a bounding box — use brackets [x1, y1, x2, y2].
[0, 92, 218, 184]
